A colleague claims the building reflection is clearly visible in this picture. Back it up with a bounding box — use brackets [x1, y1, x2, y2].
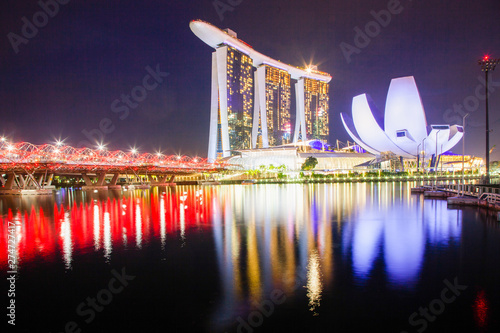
[211, 184, 335, 323]
[342, 183, 462, 289]
[0, 183, 467, 328]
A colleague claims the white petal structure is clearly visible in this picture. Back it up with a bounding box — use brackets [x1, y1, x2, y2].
[341, 76, 463, 159]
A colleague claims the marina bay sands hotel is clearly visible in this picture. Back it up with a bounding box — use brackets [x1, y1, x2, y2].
[190, 20, 332, 161]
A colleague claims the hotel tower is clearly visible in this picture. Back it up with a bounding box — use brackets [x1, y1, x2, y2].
[190, 20, 332, 161]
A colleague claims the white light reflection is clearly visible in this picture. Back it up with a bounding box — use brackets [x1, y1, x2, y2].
[179, 203, 186, 244]
[122, 227, 128, 247]
[180, 191, 187, 243]
[306, 249, 323, 315]
[135, 201, 142, 249]
[60, 212, 73, 269]
[160, 195, 166, 249]
[93, 202, 100, 250]
[103, 211, 112, 262]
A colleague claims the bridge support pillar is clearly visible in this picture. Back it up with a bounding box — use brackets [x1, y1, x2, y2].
[37, 175, 45, 187]
[0, 172, 53, 195]
[81, 174, 94, 186]
[96, 172, 106, 186]
[149, 174, 176, 187]
[3, 173, 15, 190]
[18, 175, 26, 188]
[81, 173, 108, 190]
[46, 174, 54, 187]
[108, 174, 122, 190]
[110, 174, 120, 185]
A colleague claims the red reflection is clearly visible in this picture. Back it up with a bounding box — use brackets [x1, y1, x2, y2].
[0, 188, 214, 268]
[473, 289, 488, 329]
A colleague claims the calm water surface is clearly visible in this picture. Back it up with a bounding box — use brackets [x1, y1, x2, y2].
[1, 183, 499, 333]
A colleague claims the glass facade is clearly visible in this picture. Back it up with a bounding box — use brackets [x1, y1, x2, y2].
[213, 46, 330, 158]
[304, 78, 329, 142]
[226, 46, 253, 150]
[265, 65, 292, 146]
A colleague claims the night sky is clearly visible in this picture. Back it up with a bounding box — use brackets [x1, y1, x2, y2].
[1, 0, 499, 159]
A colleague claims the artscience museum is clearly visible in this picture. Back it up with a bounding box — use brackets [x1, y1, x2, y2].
[341, 76, 464, 166]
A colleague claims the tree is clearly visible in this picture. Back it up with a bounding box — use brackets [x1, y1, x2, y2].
[301, 157, 318, 171]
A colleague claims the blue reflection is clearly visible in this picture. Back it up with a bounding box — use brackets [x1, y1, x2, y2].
[352, 215, 383, 283]
[344, 189, 462, 289]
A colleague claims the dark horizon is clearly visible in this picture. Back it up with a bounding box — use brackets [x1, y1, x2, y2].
[1, 0, 499, 159]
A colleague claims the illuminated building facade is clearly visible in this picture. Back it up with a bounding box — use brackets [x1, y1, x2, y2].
[209, 44, 254, 159]
[341, 76, 463, 160]
[190, 20, 332, 161]
[226, 46, 253, 151]
[303, 77, 329, 142]
[253, 65, 292, 148]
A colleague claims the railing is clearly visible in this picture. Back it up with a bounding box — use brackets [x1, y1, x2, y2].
[479, 193, 500, 205]
[440, 183, 500, 197]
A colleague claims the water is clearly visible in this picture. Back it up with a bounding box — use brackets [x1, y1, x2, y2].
[1, 183, 499, 332]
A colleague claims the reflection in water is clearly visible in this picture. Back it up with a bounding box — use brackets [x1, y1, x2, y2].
[160, 195, 166, 249]
[211, 185, 333, 323]
[306, 249, 322, 315]
[474, 289, 489, 329]
[135, 200, 142, 249]
[0, 187, 214, 268]
[351, 215, 383, 282]
[0, 183, 474, 329]
[93, 202, 100, 251]
[342, 183, 460, 289]
[60, 212, 72, 269]
[103, 211, 112, 262]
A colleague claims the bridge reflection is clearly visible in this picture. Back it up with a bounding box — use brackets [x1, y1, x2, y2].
[0, 187, 214, 269]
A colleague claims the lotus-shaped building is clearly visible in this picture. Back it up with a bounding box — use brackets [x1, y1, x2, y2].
[341, 76, 463, 160]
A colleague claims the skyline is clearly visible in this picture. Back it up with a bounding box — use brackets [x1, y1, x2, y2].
[1, 0, 499, 159]
[190, 19, 331, 160]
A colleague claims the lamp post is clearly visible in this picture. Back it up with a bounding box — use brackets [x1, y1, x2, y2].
[435, 130, 441, 173]
[462, 113, 469, 196]
[434, 130, 441, 189]
[478, 55, 500, 184]
[417, 143, 421, 173]
[422, 137, 427, 175]
[440, 144, 444, 174]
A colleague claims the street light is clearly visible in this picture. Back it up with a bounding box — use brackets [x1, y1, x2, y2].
[417, 143, 422, 173]
[434, 130, 441, 189]
[478, 55, 500, 184]
[435, 130, 441, 173]
[422, 137, 427, 175]
[462, 113, 469, 196]
[440, 143, 444, 174]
